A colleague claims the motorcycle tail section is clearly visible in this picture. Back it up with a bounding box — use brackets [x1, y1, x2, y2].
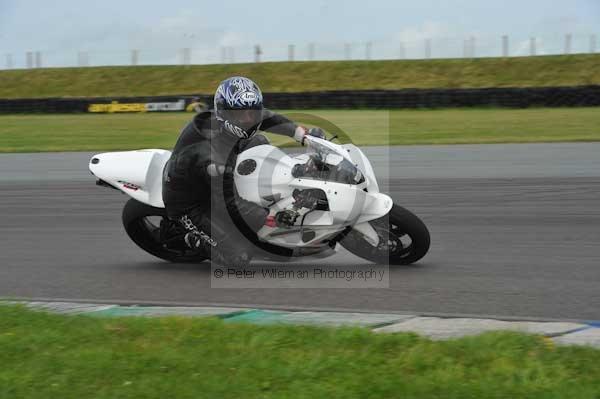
[89, 149, 171, 208]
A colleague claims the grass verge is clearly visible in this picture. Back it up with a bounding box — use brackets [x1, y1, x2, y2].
[0, 55, 599, 98]
[1, 304, 599, 398]
[1, 108, 599, 152]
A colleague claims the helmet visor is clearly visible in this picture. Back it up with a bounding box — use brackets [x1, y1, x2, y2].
[221, 109, 264, 132]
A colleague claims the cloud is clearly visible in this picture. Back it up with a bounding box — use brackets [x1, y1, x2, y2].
[394, 21, 458, 44]
[218, 31, 247, 47]
[532, 16, 594, 35]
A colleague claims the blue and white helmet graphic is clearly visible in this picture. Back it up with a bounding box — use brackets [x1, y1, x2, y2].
[214, 76, 264, 139]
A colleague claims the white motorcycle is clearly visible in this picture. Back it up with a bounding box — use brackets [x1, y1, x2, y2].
[89, 136, 430, 265]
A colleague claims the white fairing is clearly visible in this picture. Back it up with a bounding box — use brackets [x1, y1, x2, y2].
[234, 137, 392, 250]
[231, 145, 297, 207]
[343, 144, 380, 193]
[234, 141, 389, 223]
[90, 137, 392, 254]
[89, 149, 171, 208]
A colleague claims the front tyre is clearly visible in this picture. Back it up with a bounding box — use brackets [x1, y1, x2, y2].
[340, 204, 430, 265]
[122, 198, 207, 263]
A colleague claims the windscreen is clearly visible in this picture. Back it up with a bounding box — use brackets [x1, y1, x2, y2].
[292, 139, 364, 185]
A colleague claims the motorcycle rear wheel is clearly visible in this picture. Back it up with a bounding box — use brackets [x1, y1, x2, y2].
[122, 198, 208, 263]
[340, 204, 430, 265]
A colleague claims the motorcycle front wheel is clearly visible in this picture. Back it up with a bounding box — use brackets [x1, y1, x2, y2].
[122, 198, 208, 263]
[340, 204, 430, 265]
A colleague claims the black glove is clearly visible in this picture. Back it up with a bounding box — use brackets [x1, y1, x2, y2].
[274, 209, 299, 227]
[294, 126, 326, 146]
[307, 127, 326, 139]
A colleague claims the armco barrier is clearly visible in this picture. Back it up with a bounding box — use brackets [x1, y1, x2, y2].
[265, 86, 600, 108]
[1, 86, 599, 114]
[0, 96, 207, 114]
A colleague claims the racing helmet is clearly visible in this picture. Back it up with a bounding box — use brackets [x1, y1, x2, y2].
[214, 76, 264, 139]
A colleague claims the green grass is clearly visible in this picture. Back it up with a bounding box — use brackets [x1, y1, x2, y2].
[0, 55, 599, 99]
[1, 304, 599, 399]
[1, 108, 600, 152]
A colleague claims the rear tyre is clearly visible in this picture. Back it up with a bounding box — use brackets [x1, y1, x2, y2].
[122, 198, 208, 263]
[340, 204, 430, 265]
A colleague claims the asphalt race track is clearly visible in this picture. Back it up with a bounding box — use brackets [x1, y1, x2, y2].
[1, 143, 599, 320]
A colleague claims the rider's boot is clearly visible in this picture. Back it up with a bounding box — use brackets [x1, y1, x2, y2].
[180, 214, 252, 268]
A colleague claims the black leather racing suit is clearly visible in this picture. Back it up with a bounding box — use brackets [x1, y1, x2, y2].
[162, 109, 298, 264]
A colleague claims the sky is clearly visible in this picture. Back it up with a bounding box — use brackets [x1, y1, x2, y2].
[0, 0, 598, 67]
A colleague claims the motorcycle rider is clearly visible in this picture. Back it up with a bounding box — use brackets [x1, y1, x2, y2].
[162, 76, 325, 266]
